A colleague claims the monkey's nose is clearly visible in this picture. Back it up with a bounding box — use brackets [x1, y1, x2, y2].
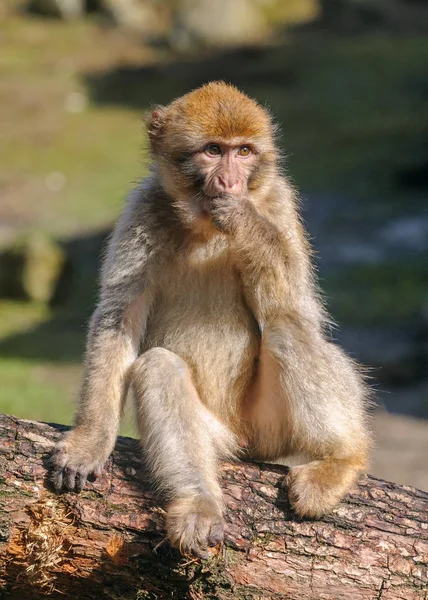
[216, 175, 240, 193]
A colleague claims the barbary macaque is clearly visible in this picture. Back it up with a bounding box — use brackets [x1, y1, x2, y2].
[51, 81, 371, 558]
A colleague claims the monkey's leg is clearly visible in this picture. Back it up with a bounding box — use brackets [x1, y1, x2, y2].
[248, 316, 371, 519]
[131, 347, 236, 558]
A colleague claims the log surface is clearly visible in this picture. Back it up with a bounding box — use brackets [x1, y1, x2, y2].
[0, 414, 427, 599]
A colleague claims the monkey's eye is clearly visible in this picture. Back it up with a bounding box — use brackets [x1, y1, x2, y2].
[238, 146, 252, 157]
[205, 144, 222, 156]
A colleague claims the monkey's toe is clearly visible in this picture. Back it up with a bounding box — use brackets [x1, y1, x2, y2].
[207, 521, 224, 547]
[285, 461, 358, 519]
[166, 497, 224, 559]
[285, 466, 323, 519]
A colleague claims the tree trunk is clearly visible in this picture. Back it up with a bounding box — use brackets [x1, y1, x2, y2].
[0, 414, 427, 600]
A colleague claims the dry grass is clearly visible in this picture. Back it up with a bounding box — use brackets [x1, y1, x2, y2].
[9, 498, 75, 593]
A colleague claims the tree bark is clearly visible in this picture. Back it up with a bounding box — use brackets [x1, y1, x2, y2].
[0, 414, 427, 600]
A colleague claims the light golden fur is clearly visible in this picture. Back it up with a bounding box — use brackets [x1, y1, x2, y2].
[52, 82, 371, 559]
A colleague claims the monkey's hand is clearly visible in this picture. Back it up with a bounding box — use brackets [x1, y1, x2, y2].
[209, 195, 254, 234]
[50, 429, 110, 493]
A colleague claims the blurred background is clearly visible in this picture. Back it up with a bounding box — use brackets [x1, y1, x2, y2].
[1, 0, 427, 490]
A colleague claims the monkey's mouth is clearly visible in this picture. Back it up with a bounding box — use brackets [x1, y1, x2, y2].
[199, 191, 240, 204]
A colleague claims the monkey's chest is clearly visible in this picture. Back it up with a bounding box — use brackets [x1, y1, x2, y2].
[142, 260, 260, 409]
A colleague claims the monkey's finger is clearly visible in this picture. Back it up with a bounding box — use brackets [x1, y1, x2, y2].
[86, 464, 103, 484]
[48, 448, 67, 468]
[192, 545, 211, 560]
[211, 194, 235, 205]
[207, 522, 224, 547]
[51, 467, 64, 492]
[93, 465, 103, 478]
[75, 470, 88, 493]
[64, 465, 77, 491]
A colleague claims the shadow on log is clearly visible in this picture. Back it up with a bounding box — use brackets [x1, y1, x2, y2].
[0, 414, 427, 599]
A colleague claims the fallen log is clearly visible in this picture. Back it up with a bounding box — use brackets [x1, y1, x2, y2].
[0, 414, 427, 600]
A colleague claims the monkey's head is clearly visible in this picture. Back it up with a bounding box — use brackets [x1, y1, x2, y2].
[146, 82, 278, 218]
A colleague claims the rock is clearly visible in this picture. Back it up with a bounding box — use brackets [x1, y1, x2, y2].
[170, 0, 271, 51]
[27, 0, 84, 19]
[0, 232, 71, 304]
[101, 0, 168, 38]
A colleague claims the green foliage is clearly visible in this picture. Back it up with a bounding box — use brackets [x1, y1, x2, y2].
[325, 260, 428, 326]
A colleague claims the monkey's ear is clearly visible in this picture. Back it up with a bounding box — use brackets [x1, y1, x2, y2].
[145, 106, 166, 149]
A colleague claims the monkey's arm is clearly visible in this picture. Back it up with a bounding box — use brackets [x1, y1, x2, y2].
[211, 190, 319, 328]
[51, 192, 156, 492]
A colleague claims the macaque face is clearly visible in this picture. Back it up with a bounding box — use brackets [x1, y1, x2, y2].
[192, 140, 259, 199]
[147, 82, 277, 210]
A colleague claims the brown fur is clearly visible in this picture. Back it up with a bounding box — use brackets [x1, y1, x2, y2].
[51, 82, 371, 558]
[148, 82, 275, 151]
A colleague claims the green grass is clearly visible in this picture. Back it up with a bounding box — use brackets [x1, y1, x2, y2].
[0, 355, 135, 434]
[0, 13, 149, 237]
[2, 104, 144, 235]
[0, 358, 75, 423]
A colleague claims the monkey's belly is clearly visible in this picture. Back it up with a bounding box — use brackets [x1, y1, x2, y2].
[142, 299, 259, 420]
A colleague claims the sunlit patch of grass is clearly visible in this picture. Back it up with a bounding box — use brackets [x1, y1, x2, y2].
[0, 13, 151, 237]
[0, 357, 135, 434]
[0, 358, 76, 424]
[2, 103, 144, 234]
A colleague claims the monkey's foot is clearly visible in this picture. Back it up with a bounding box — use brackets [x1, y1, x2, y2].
[284, 459, 361, 519]
[166, 495, 224, 559]
[50, 431, 109, 493]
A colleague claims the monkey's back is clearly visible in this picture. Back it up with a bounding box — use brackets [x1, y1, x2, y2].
[142, 237, 260, 427]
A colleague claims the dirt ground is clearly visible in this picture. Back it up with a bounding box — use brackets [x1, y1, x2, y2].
[372, 412, 428, 491]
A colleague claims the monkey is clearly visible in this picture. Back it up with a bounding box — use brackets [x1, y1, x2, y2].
[51, 81, 371, 559]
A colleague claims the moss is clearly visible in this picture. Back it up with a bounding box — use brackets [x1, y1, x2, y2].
[103, 499, 132, 516]
[254, 532, 276, 547]
[80, 490, 103, 501]
[0, 487, 33, 498]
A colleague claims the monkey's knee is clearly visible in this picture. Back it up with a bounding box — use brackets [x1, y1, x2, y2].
[130, 347, 192, 409]
[130, 347, 196, 437]
[131, 347, 186, 383]
[132, 347, 237, 460]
